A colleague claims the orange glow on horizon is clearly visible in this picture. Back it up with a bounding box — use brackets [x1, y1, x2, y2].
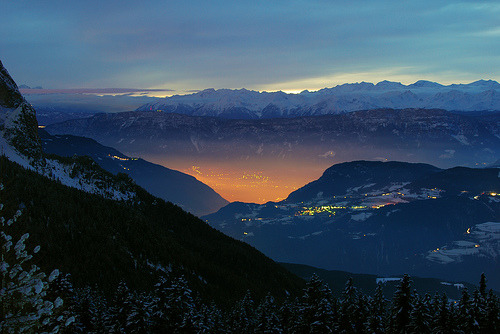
[140, 155, 329, 203]
[180, 165, 302, 203]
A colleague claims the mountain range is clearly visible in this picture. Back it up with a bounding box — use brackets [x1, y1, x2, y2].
[203, 160, 500, 290]
[137, 80, 500, 119]
[46, 108, 500, 169]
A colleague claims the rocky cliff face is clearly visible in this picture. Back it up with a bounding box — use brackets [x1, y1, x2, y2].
[0, 60, 43, 161]
[0, 60, 134, 201]
[0, 61, 24, 109]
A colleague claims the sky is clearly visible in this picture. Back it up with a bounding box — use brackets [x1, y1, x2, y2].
[1, 0, 499, 95]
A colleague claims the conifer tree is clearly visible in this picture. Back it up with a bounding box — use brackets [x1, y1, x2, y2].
[408, 293, 432, 334]
[456, 288, 475, 334]
[469, 289, 485, 333]
[0, 186, 72, 333]
[203, 301, 226, 333]
[367, 283, 387, 334]
[484, 290, 499, 333]
[151, 275, 170, 331]
[296, 274, 335, 333]
[278, 297, 297, 334]
[229, 290, 256, 333]
[338, 277, 359, 333]
[255, 293, 282, 333]
[388, 274, 413, 334]
[431, 294, 453, 334]
[43, 273, 77, 333]
[479, 273, 487, 299]
[124, 291, 152, 334]
[193, 302, 213, 334]
[109, 281, 133, 333]
[354, 293, 370, 333]
[151, 274, 198, 333]
[72, 286, 113, 333]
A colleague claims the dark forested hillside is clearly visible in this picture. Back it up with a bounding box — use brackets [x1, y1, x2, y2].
[0, 156, 303, 304]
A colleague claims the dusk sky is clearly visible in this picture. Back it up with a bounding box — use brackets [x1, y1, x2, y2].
[1, 0, 499, 95]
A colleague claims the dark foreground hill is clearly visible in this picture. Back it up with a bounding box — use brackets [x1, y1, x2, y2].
[285, 160, 441, 203]
[0, 156, 303, 304]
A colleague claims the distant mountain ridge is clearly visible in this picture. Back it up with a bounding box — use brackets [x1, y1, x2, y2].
[280, 263, 480, 300]
[46, 108, 500, 169]
[137, 80, 500, 119]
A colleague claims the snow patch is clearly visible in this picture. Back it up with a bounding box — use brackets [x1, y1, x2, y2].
[351, 212, 373, 221]
[439, 149, 455, 159]
[376, 277, 401, 284]
[319, 150, 335, 158]
[452, 134, 470, 146]
[426, 222, 500, 264]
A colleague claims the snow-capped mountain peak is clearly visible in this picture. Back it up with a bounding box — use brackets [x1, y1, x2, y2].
[137, 80, 500, 119]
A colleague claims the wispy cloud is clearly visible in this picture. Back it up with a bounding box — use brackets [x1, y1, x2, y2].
[20, 88, 174, 96]
[1, 0, 498, 91]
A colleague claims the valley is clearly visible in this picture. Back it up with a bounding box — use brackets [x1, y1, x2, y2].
[37, 83, 500, 291]
[139, 155, 327, 203]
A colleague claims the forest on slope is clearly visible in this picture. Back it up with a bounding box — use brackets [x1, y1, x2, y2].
[0, 156, 303, 305]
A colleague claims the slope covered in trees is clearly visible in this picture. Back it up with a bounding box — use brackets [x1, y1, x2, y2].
[280, 263, 479, 300]
[31, 270, 499, 333]
[0, 156, 303, 305]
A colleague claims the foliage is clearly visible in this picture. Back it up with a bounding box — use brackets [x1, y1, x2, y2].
[51, 273, 500, 333]
[0, 184, 73, 333]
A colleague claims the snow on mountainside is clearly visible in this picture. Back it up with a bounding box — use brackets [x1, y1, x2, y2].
[137, 80, 500, 119]
[426, 222, 500, 265]
[0, 60, 134, 201]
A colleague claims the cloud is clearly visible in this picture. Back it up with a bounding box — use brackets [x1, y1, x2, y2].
[20, 88, 174, 95]
[1, 0, 498, 91]
[440, 150, 456, 159]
